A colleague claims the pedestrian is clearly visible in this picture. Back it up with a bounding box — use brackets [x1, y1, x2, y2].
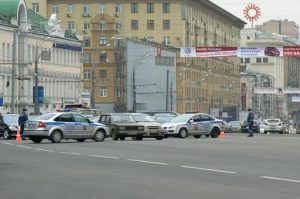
[247, 108, 255, 137]
[18, 108, 28, 141]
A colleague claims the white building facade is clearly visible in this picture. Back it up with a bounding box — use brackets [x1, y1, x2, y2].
[0, 0, 83, 114]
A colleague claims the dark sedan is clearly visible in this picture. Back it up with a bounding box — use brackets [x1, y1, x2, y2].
[0, 114, 19, 139]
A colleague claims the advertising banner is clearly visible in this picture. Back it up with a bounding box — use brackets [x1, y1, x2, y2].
[181, 46, 300, 58]
[33, 86, 44, 104]
[282, 87, 300, 94]
[195, 47, 237, 57]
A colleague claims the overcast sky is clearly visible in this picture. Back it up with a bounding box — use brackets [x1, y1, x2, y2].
[210, 0, 300, 28]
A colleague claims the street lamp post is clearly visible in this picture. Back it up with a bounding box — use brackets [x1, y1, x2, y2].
[132, 49, 153, 112]
[33, 37, 50, 115]
[195, 69, 212, 112]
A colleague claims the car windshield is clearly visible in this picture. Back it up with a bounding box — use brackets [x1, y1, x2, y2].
[155, 115, 176, 123]
[37, 113, 57, 121]
[229, 121, 240, 126]
[267, 119, 281, 123]
[112, 115, 136, 123]
[170, 114, 193, 123]
[3, 114, 19, 124]
[132, 114, 155, 122]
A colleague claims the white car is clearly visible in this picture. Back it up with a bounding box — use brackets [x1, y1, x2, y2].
[264, 119, 284, 134]
[163, 113, 226, 138]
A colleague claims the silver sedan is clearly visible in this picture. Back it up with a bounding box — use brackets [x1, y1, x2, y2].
[24, 112, 109, 143]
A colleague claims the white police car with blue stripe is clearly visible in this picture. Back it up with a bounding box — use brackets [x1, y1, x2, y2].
[163, 113, 226, 138]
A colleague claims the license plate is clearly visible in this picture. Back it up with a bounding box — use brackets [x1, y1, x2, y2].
[28, 124, 36, 128]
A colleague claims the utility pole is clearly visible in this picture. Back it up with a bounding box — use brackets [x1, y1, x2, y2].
[133, 69, 136, 112]
[166, 69, 169, 111]
[90, 63, 96, 108]
[11, 29, 17, 114]
[34, 50, 40, 115]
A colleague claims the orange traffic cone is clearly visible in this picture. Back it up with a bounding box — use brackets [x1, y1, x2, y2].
[16, 127, 21, 142]
[219, 131, 225, 138]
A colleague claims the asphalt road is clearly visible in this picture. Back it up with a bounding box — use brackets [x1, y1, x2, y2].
[0, 134, 300, 199]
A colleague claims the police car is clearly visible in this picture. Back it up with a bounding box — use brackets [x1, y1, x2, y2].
[163, 113, 226, 138]
[24, 112, 109, 143]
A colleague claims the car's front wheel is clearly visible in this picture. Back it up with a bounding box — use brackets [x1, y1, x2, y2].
[94, 130, 106, 142]
[211, 127, 220, 138]
[178, 129, 188, 138]
[31, 137, 43, 143]
[3, 129, 10, 139]
[111, 130, 119, 141]
[50, 130, 63, 143]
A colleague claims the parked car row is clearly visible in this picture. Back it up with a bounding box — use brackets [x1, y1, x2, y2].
[227, 118, 291, 134]
[1, 112, 227, 143]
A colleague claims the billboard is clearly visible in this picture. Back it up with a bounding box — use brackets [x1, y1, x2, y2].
[33, 86, 44, 104]
[180, 46, 300, 58]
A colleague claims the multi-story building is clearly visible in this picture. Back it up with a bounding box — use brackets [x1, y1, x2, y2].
[256, 19, 299, 39]
[0, 0, 83, 114]
[26, 0, 245, 115]
[240, 28, 300, 120]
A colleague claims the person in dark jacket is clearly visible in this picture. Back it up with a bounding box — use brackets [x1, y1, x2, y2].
[18, 108, 28, 140]
[247, 108, 255, 137]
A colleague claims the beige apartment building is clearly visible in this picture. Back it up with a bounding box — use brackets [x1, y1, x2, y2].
[256, 19, 299, 39]
[26, 0, 245, 116]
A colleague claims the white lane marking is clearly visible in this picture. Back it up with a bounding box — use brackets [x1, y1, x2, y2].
[15, 145, 32, 149]
[260, 176, 300, 183]
[35, 148, 55, 152]
[181, 165, 237, 174]
[58, 152, 81, 156]
[88, 155, 119, 159]
[128, 159, 168, 165]
[1, 142, 15, 146]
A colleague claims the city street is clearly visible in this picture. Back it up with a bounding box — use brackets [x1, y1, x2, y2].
[0, 134, 300, 199]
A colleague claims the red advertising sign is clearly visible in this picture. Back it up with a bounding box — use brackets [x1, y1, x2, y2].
[195, 47, 238, 57]
[283, 46, 300, 57]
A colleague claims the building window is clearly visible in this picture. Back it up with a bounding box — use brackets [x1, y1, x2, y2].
[163, 36, 170, 45]
[163, 3, 170, 13]
[83, 4, 90, 13]
[67, 4, 74, 14]
[32, 3, 39, 13]
[68, 21, 75, 31]
[99, 37, 107, 46]
[83, 37, 91, 47]
[115, 3, 123, 13]
[83, 70, 91, 79]
[263, 58, 268, 63]
[100, 87, 108, 97]
[256, 58, 262, 63]
[83, 21, 90, 30]
[163, 20, 170, 30]
[131, 3, 138, 13]
[245, 58, 250, 64]
[116, 21, 123, 30]
[99, 21, 106, 30]
[147, 3, 154, 13]
[52, 4, 59, 13]
[99, 52, 107, 62]
[99, 4, 106, 13]
[147, 20, 154, 30]
[131, 20, 138, 30]
[100, 70, 107, 78]
[240, 58, 244, 63]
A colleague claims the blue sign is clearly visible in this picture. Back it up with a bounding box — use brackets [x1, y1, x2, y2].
[53, 43, 82, 52]
[0, 97, 3, 106]
[33, 86, 44, 104]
